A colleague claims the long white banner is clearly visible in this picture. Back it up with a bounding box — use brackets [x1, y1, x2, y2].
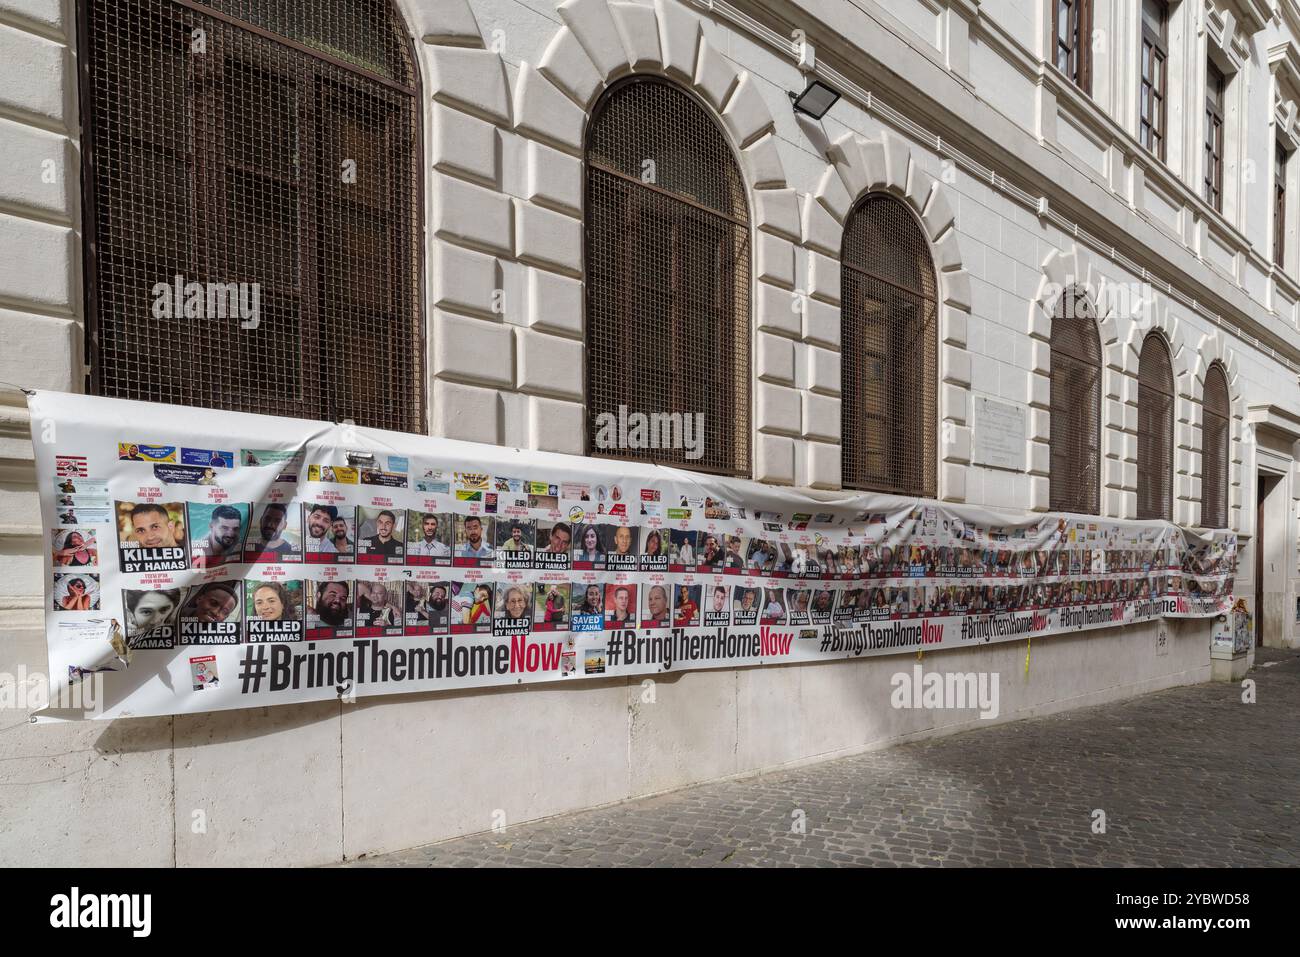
[28, 391, 1236, 720]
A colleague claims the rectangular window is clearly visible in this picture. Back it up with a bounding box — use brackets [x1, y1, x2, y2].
[82, 0, 425, 432]
[1139, 0, 1167, 161]
[1204, 62, 1226, 211]
[1275, 142, 1288, 266]
[1053, 0, 1092, 94]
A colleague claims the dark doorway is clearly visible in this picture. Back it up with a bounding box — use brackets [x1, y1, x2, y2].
[1256, 473, 1282, 648]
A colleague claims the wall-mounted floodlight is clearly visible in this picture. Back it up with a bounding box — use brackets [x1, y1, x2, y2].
[789, 79, 840, 120]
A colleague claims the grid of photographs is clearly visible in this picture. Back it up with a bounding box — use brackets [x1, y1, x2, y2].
[82, 492, 1237, 650]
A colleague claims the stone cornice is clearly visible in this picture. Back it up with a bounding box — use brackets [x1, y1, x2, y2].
[736, 0, 1300, 372]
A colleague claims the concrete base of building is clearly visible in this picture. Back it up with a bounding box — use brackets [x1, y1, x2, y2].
[1211, 653, 1251, 682]
[0, 616, 1213, 866]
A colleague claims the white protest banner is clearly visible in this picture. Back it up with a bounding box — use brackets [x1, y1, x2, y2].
[29, 391, 1236, 720]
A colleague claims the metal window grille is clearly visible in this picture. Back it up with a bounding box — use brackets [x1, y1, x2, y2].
[1139, 0, 1167, 161]
[840, 194, 937, 497]
[1048, 288, 1101, 514]
[585, 78, 751, 476]
[80, 0, 425, 432]
[1201, 362, 1231, 528]
[1205, 62, 1226, 212]
[1136, 333, 1174, 520]
[1053, 0, 1091, 94]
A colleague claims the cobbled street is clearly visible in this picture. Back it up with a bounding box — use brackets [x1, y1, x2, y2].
[345, 648, 1300, 867]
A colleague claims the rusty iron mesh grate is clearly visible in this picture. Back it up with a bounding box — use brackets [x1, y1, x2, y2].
[1201, 361, 1231, 528]
[194, 0, 410, 81]
[840, 194, 938, 497]
[82, 0, 424, 432]
[1049, 288, 1102, 514]
[1136, 333, 1174, 520]
[585, 77, 751, 476]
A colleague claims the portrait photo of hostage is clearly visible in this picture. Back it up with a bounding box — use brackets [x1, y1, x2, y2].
[494, 584, 533, 637]
[302, 503, 355, 563]
[306, 579, 353, 639]
[450, 581, 493, 635]
[571, 523, 607, 570]
[697, 532, 726, 570]
[494, 518, 536, 569]
[772, 543, 797, 574]
[245, 580, 304, 642]
[786, 588, 812, 625]
[810, 587, 836, 624]
[354, 579, 402, 637]
[405, 510, 452, 565]
[404, 580, 449, 635]
[606, 525, 639, 569]
[703, 584, 729, 627]
[244, 502, 302, 562]
[187, 502, 249, 569]
[792, 543, 820, 577]
[722, 534, 746, 571]
[835, 588, 859, 623]
[864, 586, 888, 618]
[123, 587, 180, 646]
[668, 529, 697, 570]
[51, 528, 98, 568]
[115, 501, 188, 574]
[817, 542, 840, 575]
[761, 587, 787, 625]
[356, 508, 405, 565]
[534, 520, 573, 570]
[944, 584, 968, 613]
[418, 582, 451, 627]
[731, 586, 760, 625]
[190, 655, 218, 691]
[673, 584, 701, 628]
[746, 537, 777, 574]
[179, 581, 242, 645]
[454, 514, 494, 566]
[53, 574, 100, 612]
[638, 528, 669, 571]
[603, 583, 638, 628]
[570, 582, 604, 632]
[533, 583, 570, 631]
[640, 583, 671, 629]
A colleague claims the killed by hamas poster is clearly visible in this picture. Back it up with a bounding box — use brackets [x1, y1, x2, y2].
[29, 391, 1236, 721]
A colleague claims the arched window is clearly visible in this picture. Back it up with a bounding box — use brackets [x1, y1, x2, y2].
[81, 0, 424, 431]
[1048, 288, 1102, 514]
[585, 78, 751, 476]
[1201, 362, 1231, 528]
[1136, 333, 1174, 520]
[840, 195, 938, 496]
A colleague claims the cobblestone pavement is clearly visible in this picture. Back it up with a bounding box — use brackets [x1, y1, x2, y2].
[345, 648, 1300, 867]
